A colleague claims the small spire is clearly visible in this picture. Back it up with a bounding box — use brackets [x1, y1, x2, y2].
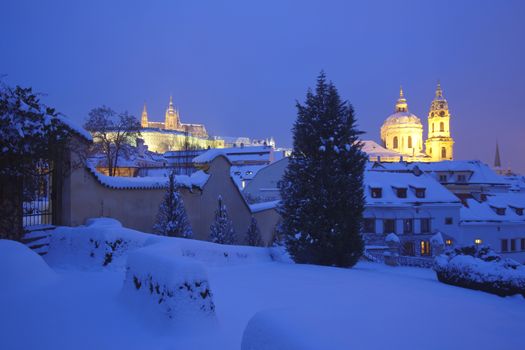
[399, 86, 404, 98]
[435, 81, 443, 98]
[494, 141, 501, 168]
[169, 95, 174, 107]
[142, 102, 147, 114]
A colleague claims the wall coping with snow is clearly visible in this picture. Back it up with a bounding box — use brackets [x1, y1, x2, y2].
[85, 164, 209, 190]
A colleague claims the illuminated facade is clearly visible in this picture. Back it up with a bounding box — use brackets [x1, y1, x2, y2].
[425, 83, 454, 161]
[138, 97, 223, 153]
[380, 84, 455, 162]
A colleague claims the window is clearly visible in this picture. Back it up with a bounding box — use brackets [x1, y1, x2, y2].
[432, 123, 435, 133]
[420, 240, 431, 256]
[371, 188, 382, 198]
[515, 208, 523, 216]
[402, 242, 415, 256]
[408, 136, 412, 149]
[420, 218, 431, 233]
[441, 147, 447, 159]
[383, 219, 396, 234]
[445, 239, 453, 246]
[396, 188, 407, 198]
[403, 219, 413, 234]
[429, 147, 433, 155]
[474, 239, 482, 245]
[510, 239, 516, 252]
[363, 219, 376, 233]
[457, 175, 467, 183]
[393, 136, 398, 149]
[521, 238, 525, 251]
[494, 207, 506, 216]
[440, 122, 444, 132]
[501, 239, 508, 252]
[445, 217, 453, 225]
[439, 174, 447, 182]
[415, 188, 426, 198]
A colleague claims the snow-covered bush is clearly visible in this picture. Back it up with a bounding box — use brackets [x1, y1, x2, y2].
[46, 219, 160, 269]
[121, 243, 215, 325]
[0, 239, 57, 291]
[154, 172, 192, 238]
[434, 245, 525, 297]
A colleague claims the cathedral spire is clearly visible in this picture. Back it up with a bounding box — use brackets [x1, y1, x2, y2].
[395, 86, 408, 112]
[140, 102, 148, 128]
[494, 141, 502, 168]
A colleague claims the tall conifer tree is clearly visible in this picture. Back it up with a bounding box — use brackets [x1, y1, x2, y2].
[278, 72, 367, 267]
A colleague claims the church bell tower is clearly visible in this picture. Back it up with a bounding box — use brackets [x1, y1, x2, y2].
[425, 82, 454, 161]
[140, 103, 149, 128]
[164, 96, 180, 130]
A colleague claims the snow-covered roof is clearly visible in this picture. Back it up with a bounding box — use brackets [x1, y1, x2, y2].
[364, 171, 460, 205]
[360, 140, 402, 158]
[249, 200, 280, 213]
[87, 165, 209, 190]
[56, 114, 92, 141]
[193, 146, 273, 164]
[411, 161, 507, 185]
[461, 192, 525, 223]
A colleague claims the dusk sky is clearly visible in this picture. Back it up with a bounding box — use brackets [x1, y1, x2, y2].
[2, 0, 524, 173]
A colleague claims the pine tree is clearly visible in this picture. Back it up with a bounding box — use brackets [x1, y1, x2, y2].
[209, 196, 236, 245]
[246, 216, 263, 247]
[154, 171, 192, 238]
[278, 72, 367, 267]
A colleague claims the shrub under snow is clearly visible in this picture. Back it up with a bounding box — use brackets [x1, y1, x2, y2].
[0, 239, 57, 291]
[121, 243, 215, 325]
[46, 218, 159, 269]
[434, 245, 525, 297]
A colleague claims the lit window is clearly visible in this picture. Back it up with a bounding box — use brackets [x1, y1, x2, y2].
[445, 239, 453, 246]
[474, 239, 482, 245]
[371, 188, 382, 198]
[420, 240, 431, 256]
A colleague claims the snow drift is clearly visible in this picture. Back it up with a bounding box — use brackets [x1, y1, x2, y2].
[121, 243, 216, 326]
[0, 239, 57, 291]
[434, 245, 525, 297]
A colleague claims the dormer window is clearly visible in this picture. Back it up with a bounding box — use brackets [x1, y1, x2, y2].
[396, 188, 407, 198]
[516, 208, 524, 216]
[371, 188, 382, 198]
[493, 207, 506, 216]
[457, 175, 467, 183]
[439, 175, 447, 182]
[415, 188, 426, 198]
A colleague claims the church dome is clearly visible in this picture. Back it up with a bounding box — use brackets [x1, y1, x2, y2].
[380, 87, 424, 157]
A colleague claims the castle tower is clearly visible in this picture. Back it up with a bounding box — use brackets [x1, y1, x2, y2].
[140, 103, 149, 128]
[380, 87, 424, 157]
[164, 96, 180, 130]
[425, 82, 454, 161]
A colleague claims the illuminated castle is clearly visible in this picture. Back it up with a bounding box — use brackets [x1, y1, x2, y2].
[380, 83, 454, 162]
[138, 97, 224, 153]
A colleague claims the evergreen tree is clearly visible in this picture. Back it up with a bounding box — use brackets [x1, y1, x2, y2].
[154, 171, 192, 238]
[246, 216, 263, 247]
[210, 196, 236, 245]
[278, 72, 367, 267]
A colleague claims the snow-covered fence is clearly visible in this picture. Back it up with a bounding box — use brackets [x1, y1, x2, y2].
[396, 256, 434, 269]
[121, 243, 216, 325]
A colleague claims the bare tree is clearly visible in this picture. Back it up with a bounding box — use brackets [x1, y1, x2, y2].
[84, 106, 141, 176]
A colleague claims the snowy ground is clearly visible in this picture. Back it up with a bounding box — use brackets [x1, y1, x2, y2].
[1, 256, 524, 349]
